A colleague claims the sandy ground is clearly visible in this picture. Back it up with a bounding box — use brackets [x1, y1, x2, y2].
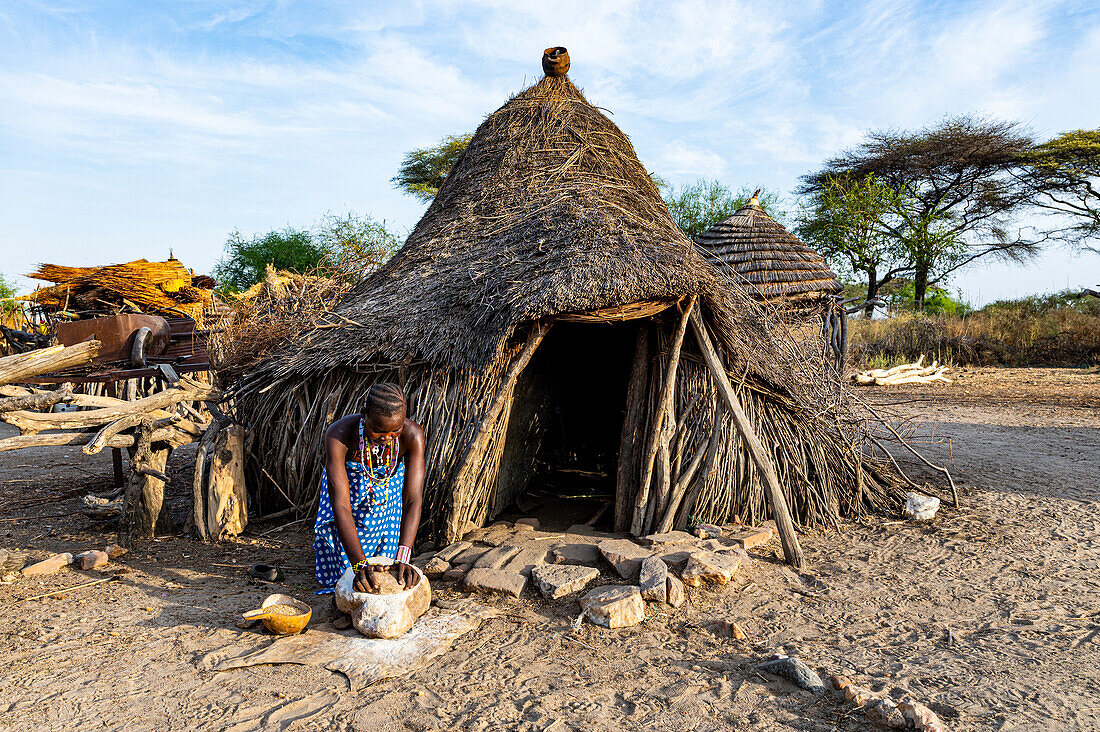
[0, 367, 1097, 731]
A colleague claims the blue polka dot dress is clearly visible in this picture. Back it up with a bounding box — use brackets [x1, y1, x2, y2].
[313, 426, 405, 594]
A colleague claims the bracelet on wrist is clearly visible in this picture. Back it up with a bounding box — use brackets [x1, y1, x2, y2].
[395, 545, 412, 565]
[352, 560, 369, 573]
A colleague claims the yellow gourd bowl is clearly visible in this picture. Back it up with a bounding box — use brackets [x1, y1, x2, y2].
[242, 593, 312, 635]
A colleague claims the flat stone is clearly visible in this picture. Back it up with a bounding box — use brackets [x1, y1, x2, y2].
[580, 585, 645, 629]
[335, 565, 431, 639]
[665, 574, 685, 607]
[728, 526, 774, 550]
[551, 543, 602, 565]
[698, 537, 744, 554]
[866, 698, 907, 728]
[565, 524, 615, 538]
[441, 567, 467, 582]
[501, 544, 550, 577]
[104, 544, 127, 559]
[755, 656, 825, 695]
[692, 523, 723, 539]
[451, 545, 491, 565]
[654, 546, 703, 567]
[514, 517, 540, 530]
[597, 539, 651, 579]
[638, 555, 668, 603]
[464, 568, 527, 598]
[465, 524, 517, 547]
[368, 570, 405, 594]
[434, 541, 473, 563]
[531, 564, 599, 599]
[473, 545, 521, 570]
[22, 553, 73, 576]
[681, 550, 746, 587]
[644, 531, 697, 546]
[423, 557, 450, 576]
[75, 550, 109, 571]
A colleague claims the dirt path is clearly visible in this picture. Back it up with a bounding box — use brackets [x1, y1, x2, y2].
[0, 368, 1097, 731]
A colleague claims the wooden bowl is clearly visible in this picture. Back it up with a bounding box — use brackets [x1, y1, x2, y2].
[242, 593, 312, 635]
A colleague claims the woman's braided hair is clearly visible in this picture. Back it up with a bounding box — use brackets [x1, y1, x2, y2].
[363, 382, 406, 419]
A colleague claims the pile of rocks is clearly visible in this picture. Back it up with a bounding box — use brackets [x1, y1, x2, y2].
[6, 544, 126, 581]
[413, 519, 773, 629]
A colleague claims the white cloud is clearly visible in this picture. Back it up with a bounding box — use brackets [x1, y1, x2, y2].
[655, 140, 726, 177]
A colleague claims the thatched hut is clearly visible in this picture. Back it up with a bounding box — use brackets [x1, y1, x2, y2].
[233, 50, 902, 549]
[695, 195, 849, 367]
[695, 193, 842, 304]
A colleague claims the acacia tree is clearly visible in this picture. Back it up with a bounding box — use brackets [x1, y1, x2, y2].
[392, 134, 473, 202]
[800, 115, 1037, 309]
[796, 174, 911, 317]
[213, 228, 328, 292]
[663, 180, 785, 240]
[314, 211, 400, 281]
[1020, 129, 1100, 251]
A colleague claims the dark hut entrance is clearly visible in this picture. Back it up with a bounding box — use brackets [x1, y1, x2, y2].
[492, 321, 638, 530]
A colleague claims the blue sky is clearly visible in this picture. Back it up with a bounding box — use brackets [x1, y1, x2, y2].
[1, 0, 1097, 304]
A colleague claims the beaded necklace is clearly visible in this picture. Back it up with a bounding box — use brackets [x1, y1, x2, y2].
[359, 417, 400, 506]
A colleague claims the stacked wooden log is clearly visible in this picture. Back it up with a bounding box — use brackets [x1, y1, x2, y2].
[0, 341, 244, 545]
[852, 355, 951, 386]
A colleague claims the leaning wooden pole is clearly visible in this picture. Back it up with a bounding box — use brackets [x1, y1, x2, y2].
[444, 322, 549, 542]
[689, 308, 804, 569]
[631, 297, 694, 536]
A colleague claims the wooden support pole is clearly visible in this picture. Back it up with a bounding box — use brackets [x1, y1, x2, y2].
[614, 326, 649, 532]
[689, 308, 804, 569]
[445, 322, 549, 542]
[631, 297, 694, 536]
[119, 420, 174, 547]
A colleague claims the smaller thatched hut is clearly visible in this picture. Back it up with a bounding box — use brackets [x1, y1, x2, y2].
[696, 193, 847, 366]
[695, 193, 841, 303]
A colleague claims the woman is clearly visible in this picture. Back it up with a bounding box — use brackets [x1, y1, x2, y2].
[313, 382, 425, 607]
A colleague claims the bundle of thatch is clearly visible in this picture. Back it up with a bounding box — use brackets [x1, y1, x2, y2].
[209, 265, 350, 380]
[696, 194, 842, 303]
[22, 258, 215, 322]
[232, 50, 905, 547]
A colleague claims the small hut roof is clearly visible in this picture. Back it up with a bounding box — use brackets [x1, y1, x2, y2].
[695, 198, 842, 300]
[272, 71, 734, 377]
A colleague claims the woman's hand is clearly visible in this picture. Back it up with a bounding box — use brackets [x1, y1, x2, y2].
[396, 562, 419, 589]
[353, 565, 380, 593]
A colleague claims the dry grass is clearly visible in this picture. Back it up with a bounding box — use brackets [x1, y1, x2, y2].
[848, 294, 1100, 367]
[21, 259, 215, 322]
[208, 265, 351, 382]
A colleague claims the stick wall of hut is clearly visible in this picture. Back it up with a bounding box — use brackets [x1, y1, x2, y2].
[631, 298, 694, 536]
[445, 323, 548, 542]
[614, 325, 649, 531]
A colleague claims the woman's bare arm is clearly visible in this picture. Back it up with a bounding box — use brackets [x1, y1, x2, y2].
[325, 418, 375, 590]
[396, 419, 426, 586]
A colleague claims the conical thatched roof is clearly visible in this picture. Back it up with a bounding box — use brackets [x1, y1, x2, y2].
[696, 196, 841, 301]
[267, 73, 738, 379]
